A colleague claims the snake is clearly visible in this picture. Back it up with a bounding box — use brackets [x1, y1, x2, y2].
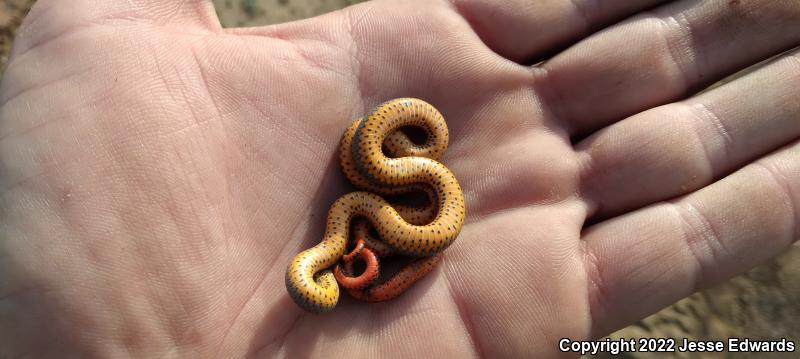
[333, 230, 444, 302]
[284, 98, 465, 313]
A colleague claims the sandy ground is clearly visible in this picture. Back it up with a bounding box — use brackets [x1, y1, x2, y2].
[1, 1, 798, 358]
[213, 0, 366, 27]
[0, 0, 34, 70]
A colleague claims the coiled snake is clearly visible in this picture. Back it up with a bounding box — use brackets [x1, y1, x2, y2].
[285, 98, 465, 313]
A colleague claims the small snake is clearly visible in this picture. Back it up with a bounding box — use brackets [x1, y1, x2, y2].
[333, 228, 444, 302]
[285, 98, 465, 313]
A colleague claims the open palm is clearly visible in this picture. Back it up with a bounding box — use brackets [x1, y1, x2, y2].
[2, 0, 799, 357]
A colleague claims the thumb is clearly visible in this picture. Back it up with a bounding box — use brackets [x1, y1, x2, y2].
[12, 0, 220, 58]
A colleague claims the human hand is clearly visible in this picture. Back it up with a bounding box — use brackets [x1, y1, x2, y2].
[1, 0, 798, 357]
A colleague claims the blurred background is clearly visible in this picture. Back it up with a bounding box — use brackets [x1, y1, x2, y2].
[2, 1, 798, 357]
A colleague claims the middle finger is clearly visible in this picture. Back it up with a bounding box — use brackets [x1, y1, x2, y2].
[577, 47, 800, 219]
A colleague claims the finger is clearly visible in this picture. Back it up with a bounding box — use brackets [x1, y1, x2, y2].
[448, 0, 670, 63]
[577, 48, 800, 219]
[1, 0, 222, 123]
[12, 0, 220, 57]
[539, 0, 800, 135]
[584, 140, 799, 336]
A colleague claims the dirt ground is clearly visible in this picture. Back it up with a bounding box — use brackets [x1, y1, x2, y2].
[214, 0, 366, 27]
[0, 0, 33, 69]
[1, 1, 798, 358]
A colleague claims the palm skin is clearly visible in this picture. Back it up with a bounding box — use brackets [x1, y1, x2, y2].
[1, 0, 799, 357]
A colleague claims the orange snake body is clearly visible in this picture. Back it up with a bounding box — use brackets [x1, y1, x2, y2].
[285, 98, 465, 313]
